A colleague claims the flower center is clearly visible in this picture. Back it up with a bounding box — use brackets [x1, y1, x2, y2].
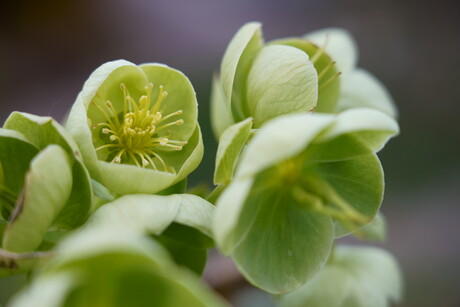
[91, 83, 186, 171]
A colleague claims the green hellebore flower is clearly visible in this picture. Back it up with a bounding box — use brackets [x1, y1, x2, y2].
[9, 230, 227, 307]
[278, 245, 403, 307]
[0, 113, 92, 275]
[213, 108, 399, 294]
[211, 22, 342, 138]
[66, 60, 203, 195]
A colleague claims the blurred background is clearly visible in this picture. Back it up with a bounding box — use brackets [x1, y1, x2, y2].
[0, 0, 459, 306]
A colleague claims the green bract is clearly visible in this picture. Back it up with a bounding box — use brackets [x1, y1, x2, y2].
[211, 22, 345, 139]
[66, 60, 203, 195]
[278, 245, 403, 307]
[9, 229, 227, 307]
[0, 113, 92, 276]
[213, 108, 399, 293]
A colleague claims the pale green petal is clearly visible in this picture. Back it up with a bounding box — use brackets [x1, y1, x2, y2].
[88, 194, 180, 234]
[214, 118, 253, 185]
[337, 69, 398, 118]
[279, 245, 403, 307]
[3, 145, 73, 252]
[229, 176, 333, 294]
[65, 60, 146, 182]
[172, 124, 204, 185]
[4, 112, 93, 229]
[246, 45, 318, 127]
[0, 129, 39, 208]
[213, 178, 254, 254]
[309, 153, 384, 237]
[210, 75, 234, 139]
[173, 194, 214, 238]
[236, 113, 334, 179]
[97, 161, 176, 195]
[140, 63, 198, 142]
[220, 22, 263, 121]
[316, 108, 399, 153]
[270, 38, 341, 113]
[304, 28, 358, 75]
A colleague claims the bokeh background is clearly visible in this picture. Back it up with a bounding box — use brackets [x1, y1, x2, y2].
[1, 0, 459, 306]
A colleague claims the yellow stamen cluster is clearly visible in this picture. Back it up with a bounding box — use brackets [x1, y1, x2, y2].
[91, 83, 187, 171]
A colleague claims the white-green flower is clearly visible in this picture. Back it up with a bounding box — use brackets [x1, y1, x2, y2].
[213, 108, 399, 294]
[0, 113, 92, 275]
[66, 60, 203, 195]
[211, 22, 343, 139]
[278, 245, 403, 307]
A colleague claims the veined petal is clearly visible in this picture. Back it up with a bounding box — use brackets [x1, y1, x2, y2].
[304, 28, 358, 75]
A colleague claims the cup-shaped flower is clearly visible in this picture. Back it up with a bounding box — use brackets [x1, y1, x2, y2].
[66, 60, 203, 195]
[278, 245, 403, 307]
[0, 113, 92, 275]
[9, 230, 227, 307]
[211, 22, 342, 138]
[213, 109, 399, 293]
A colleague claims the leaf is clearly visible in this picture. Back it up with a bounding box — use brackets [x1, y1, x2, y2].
[2, 145, 73, 253]
[210, 75, 234, 139]
[270, 38, 341, 113]
[304, 28, 358, 75]
[278, 245, 403, 307]
[246, 45, 318, 127]
[214, 118, 253, 185]
[337, 69, 398, 118]
[220, 22, 263, 122]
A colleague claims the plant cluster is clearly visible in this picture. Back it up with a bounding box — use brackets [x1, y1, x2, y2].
[0, 22, 402, 307]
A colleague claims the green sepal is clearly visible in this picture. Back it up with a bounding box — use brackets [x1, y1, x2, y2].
[246, 45, 318, 127]
[2, 145, 73, 253]
[214, 117, 253, 185]
[278, 245, 403, 307]
[4, 112, 93, 229]
[270, 38, 340, 113]
[87, 193, 214, 274]
[220, 22, 264, 122]
[210, 75, 234, 139]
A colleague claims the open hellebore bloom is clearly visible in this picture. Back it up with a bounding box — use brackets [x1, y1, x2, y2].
[278, 245, 403, 307]
[0, 113, 92, 276]
[211, 22, 342, 138]
[213, 108, 399, 294]
[66, 60, 203, 195]
[9, 230, 227, 307]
